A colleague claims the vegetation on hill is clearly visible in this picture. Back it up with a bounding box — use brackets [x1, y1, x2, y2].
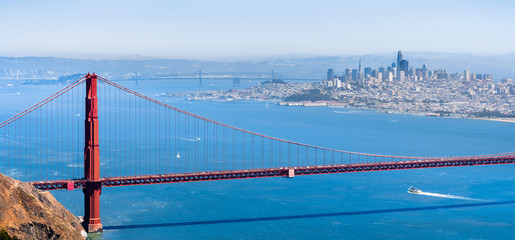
[261, 78, 287, 84]
[284, 89, 335, 102]
[0, 229, 20, 240]
[472, 110, 515, 118]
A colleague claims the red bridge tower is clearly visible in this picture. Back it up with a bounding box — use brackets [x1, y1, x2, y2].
[83, 74, 102, 233]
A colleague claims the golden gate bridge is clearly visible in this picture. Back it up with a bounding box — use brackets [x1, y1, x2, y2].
[0, 74, 513, 233]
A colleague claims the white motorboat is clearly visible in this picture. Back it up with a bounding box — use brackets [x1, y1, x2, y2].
[408, 186, 422, 193]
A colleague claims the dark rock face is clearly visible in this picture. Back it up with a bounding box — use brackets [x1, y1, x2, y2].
[19, 222, 60, 240]
[0, 173, 86, 240]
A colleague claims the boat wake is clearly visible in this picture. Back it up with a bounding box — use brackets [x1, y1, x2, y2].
[0, 92, 21, 96]
[333, 110, 362, 114]
[411, 191, 487, 202]
[179, 137, 201, 142]
[67, 164, 84, 168]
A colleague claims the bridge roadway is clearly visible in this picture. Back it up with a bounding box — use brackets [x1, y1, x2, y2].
[31, 155, 515, 191]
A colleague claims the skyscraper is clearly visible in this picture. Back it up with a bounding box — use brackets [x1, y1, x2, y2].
[345, 68, 352, 81]
[364, 67, 372, 78]
[399, 60, 409, 73]
[397, 50, 403, 77]
[327, 69, 334, 81]
[358, 59, 363, 80]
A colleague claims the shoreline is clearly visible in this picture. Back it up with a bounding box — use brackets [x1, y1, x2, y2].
[469, 117, 515, 124]
[277, 101, 515, 123]
[173, 95, 515, 124]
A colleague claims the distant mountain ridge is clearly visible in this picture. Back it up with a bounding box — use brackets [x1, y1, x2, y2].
[1, 52, 514, 80]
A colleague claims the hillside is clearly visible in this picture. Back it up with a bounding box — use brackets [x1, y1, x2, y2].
[1, 52, 515, 80]
[0, 173, 85, 240]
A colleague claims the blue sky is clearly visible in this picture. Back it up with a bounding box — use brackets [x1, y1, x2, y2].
[1, 0, 514, 59]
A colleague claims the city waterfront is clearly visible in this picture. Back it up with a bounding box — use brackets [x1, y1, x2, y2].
[173, 52, 514, 121]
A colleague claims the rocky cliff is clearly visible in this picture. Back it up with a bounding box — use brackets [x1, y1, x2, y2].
[0, 173, 86, 240]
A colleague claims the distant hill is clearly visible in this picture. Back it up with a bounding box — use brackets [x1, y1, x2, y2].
[1, 52, 514, 80]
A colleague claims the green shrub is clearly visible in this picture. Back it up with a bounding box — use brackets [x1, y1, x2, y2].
[0, 229, 20, 240]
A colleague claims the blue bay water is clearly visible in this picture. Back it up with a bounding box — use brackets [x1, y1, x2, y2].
[1, 79, 515, 239]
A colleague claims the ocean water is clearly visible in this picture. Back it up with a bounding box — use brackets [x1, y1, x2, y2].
[2, 79, 515, 239]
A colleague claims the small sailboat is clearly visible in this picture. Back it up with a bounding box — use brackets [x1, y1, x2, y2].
[176, 152, 181, 159]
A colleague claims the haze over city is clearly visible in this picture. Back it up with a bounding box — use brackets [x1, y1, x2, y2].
[2, 0, 515, 59]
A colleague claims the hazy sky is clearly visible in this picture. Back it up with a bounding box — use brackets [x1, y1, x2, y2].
[1, 0, 514, 59]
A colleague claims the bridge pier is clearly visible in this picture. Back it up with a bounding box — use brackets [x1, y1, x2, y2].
[83, 181, 102, 232]
[83, 74, 102, 233]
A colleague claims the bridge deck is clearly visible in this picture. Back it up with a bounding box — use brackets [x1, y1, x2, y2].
[31, 155, 515, 190]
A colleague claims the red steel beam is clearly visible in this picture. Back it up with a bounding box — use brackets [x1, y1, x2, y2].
[31, 155, 515, 191]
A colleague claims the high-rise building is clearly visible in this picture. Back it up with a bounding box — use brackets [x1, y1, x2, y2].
[399, 71, 405, 81]
[371, 69, 377, 78]
[464, 70, 471, 81]
[378, 66, 385, 76]
[364, 67, 372, 77]
[397, 50, 403, 76]
[345, 68, 352, 81]
[327, 69, 335, 81]
[344, 68, 351, 81]
[335, 79, 342, 88]
[358, 59, 363, 80]
[352, 69, 358, 81]
[409, 67, 416, 78]
[399, 60, 409, 74]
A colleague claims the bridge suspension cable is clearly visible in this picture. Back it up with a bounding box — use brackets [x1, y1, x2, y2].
[0, 74, 513, 185]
